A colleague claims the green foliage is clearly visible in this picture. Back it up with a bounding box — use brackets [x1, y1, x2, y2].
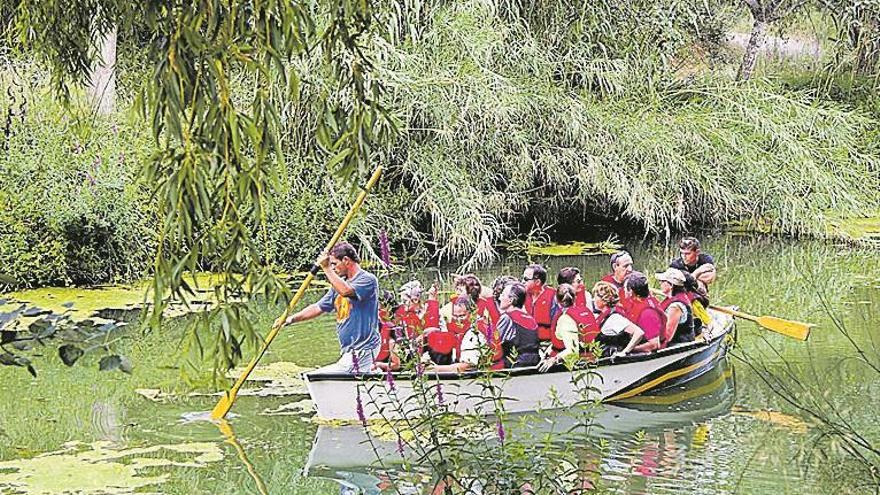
[0, 67, 157, 287]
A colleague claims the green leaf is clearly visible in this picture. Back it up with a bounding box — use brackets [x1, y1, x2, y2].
[59, 345, 85, 367]
[99, 355, 122, 372]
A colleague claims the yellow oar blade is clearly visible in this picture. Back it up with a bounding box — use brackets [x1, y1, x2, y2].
[754, 315, 812, 341]
[211, 391, 235, 420]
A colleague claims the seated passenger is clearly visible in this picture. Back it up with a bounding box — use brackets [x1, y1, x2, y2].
[623, 272, 666, 353]
[429, 314, 487, 373]
[655, 268, 696, 345]
[522, 264, 557, 341]
[452, 273, 500, 326]
[539, 284, 600, 372]
[394, 280, 441, 339]
[591, 281, 644, 358]
[373, 290, 402, 371]
[602, 251, 634, 310]
[557, 266, 592, 310]
[496, 282, 541, 368]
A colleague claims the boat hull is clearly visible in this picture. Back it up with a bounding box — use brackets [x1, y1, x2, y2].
[304, 310, 734, 420]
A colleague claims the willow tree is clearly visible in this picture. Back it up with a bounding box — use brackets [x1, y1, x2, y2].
[737, 0, 810, 80]
[3, 1, 393, 375]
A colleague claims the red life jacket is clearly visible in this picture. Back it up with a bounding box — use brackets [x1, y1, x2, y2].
[627, 296, 667, 346]
[501, 310, 540, 368]
[478, 319, 505, 369]
[427, 331, 457, 355]
[575, 288, 588, 310]
[446, 316, 471, 357]
[549, 307, 600, 353]
[525, 286, 556, 340]
[375, 320, 394, 362]
[477, 296, 501, 326]
[394, 300, 441, 339]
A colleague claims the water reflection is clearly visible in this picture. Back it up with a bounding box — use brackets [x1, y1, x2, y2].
[305, 361, 735, 494]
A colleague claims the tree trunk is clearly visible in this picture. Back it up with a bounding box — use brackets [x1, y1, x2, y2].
[737, 18, 768, 81]
[88, 25, 117, 115]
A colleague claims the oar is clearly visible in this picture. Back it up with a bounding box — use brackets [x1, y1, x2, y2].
[649, 288, 811, 341]
[709, 305, 811, 341]
[211, 166, 383, 420]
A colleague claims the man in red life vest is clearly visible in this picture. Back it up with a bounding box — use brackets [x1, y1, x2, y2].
[373, 290, 402, 372]
[522, 264, 557, 341]
[655, 268, 696, 345]
[601, 251, 634, 310]
[624, 272, 666, 353]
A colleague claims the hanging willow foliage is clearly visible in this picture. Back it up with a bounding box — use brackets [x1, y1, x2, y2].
[5, 1, 395, 375]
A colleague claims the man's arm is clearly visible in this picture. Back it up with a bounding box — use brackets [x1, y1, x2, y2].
[693, 264, 716, 285]
[317, 253, 356, 297]
[284, 303, 324, 326]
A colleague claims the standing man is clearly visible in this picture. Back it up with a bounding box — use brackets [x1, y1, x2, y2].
[284, 241, 380, 372]
[522, 264, 557, 341]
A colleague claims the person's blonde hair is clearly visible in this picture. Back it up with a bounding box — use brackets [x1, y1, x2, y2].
[592, 281, 620, 307]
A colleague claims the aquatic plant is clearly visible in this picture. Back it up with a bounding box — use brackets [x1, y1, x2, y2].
[0, 300, 131, 376]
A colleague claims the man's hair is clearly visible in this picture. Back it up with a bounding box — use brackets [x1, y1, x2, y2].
[329, 241, 360, 263]
[527, 264, 547, 284]
[506, 283, 528, 308]
[454, 274, 483, 303]
[610, 250, 631, 268]
[591, 281, 620, 307]
[556, 283, 576, 308]
[557, 266, 580, 286]
[624, 271, 649, 298]
[679, 237, 701, 251]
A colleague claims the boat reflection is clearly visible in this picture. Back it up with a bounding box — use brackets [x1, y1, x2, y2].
[305, 360, 736, 494]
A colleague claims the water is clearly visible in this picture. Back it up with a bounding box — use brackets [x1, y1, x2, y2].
[0, 234, 878, 494]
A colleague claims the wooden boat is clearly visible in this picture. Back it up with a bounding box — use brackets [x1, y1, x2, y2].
[303, 308, 735, 421]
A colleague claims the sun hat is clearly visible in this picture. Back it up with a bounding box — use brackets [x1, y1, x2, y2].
[655, 268, 686, 287]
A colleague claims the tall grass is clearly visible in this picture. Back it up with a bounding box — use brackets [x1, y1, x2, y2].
[370, 1, 880, 265]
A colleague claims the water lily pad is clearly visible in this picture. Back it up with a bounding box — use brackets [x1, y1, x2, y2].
[0, 441, 223, 494]
[261, 399, 315, 416]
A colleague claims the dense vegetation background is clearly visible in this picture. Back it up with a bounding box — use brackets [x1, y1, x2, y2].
[1, 0, 879, 288]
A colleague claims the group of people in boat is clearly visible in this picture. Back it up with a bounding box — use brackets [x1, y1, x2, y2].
[283, 237, 716, 374]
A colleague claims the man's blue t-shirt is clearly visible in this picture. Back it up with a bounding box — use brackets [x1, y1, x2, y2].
[316, 269, 380, 353]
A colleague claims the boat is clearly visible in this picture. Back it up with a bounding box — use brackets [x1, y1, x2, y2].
[305, 361, 737, 489]
[303, 308, 735, 421]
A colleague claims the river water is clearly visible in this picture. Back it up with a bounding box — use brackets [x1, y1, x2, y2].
[0, 235, 878, 494]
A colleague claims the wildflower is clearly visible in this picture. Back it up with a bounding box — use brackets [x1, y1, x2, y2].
[436, 383, 445, 406]
[496, 419, 505, 444]
[355, 392, 367, 427]
[352, 352, 360, 373]
[415, 362, 425, 378]
[379, 230, 391, 267]
[386, 367, 396, 392]
[396, 434, 405, 457]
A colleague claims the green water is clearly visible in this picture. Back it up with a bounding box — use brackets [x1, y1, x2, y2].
[1, 235, 878, 494]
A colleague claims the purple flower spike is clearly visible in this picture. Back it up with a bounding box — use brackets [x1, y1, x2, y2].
[379, 230, 391, 267]
[496, 419, 505, 444]
[415, 363, 425, 378]
[386, 367, 396, 392]
[436, 384, 445, 406]
[396, 434, 405, 457]
[352, 352, 360, 373]
[355, 393, 367, 427]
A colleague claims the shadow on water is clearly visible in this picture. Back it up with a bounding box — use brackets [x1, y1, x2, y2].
[305, 360, 736, 494]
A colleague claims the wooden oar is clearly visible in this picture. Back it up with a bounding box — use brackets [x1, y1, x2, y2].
[211, 166, 383, 420]
[649, 288, 811, 341]
[709, 305, 811, 341]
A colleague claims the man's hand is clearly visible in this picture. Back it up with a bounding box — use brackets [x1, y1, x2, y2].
[316, 252, 330, 270]
[538, 356, 557, 373]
